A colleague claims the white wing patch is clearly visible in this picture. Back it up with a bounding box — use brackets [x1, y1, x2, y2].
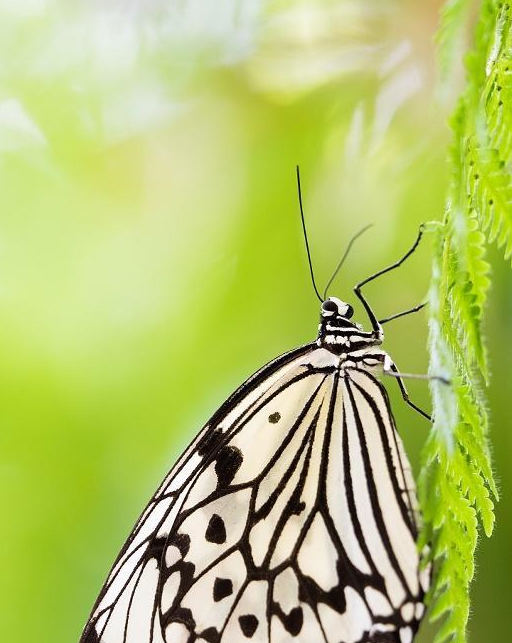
[297, 514, 339, 592]
[80, 346, 428, 643]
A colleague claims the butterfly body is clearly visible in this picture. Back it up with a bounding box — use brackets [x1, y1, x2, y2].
[81, 297, 429, 643]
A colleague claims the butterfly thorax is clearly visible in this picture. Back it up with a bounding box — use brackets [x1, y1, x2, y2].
[316, 296, 382, 356]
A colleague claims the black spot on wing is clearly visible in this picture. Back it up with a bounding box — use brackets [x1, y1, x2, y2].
[282, 606, 303, 636]
[199, 626, 221, 643]
[205, 514, 227, 544]
[299, 560, 348, 614]
[144, 536, 167, 565]
[215, 445, 243, 487]
[169, 532, 190, 558]
[238, 614, 259, 637]
[268, 412, 281, 423]
[292, 500, 306, 516]
[197, 427, 224, 458]
[271, 599, 304, 637]
[213, 577, 233, 602]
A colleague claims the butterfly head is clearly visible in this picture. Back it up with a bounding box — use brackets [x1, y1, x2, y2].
[321, 297, 354, 320]
[317, 297, 377, 354]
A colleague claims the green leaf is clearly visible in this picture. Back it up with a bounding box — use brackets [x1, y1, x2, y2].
[485, 56, 512, 165]
[467, 144, 512, 259]
[421, 6, 508, 642]
[436, 0, 474, 83]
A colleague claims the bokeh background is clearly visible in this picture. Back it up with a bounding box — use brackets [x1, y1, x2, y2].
[0, 1, 510, 642]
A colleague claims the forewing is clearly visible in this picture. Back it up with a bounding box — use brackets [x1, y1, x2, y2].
[80, 343, 325, 643]
[80, 347, 429, 643]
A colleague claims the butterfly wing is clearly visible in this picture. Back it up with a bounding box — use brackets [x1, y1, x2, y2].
[332, 368, 430, 643]
[80, 342, 320, 643]
[80, 346, 428, 643]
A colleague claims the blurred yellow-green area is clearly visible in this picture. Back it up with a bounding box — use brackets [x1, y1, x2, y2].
[0, 1, 510, 642]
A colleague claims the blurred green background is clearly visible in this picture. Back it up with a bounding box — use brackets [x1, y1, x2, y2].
[0, 1, 510, 642]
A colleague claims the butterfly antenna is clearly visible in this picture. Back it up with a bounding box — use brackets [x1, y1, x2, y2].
[296, 166, 323, 303]
[323, 223, 374, 299]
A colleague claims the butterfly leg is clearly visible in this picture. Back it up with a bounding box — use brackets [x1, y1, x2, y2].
[354, 225, 425, 335]
[385, 366, 431, 421]
[382, 355, 450, 421]
[379, 302, 426, 325]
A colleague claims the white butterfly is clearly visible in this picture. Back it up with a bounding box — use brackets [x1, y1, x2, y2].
[80, 176, 435, 643]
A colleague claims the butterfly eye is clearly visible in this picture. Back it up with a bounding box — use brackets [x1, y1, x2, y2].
[322, 300, 338, 314]
[344, 304, 354, 319]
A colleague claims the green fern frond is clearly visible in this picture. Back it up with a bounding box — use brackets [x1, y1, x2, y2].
[464, 0, 500, 96]
[448, 211, 490, 323]
[421, 440, 478, 643]
[422, 227, 496, 643]
[467, 144, 512, 258]
[446, 261, 488, 379]
[420, 2, 510, 641]
[436, 0, 474, 81]
[465, 1, 512, 262]
[485, 57, 512, 164]
[463, 216, 491, 313]
[483, 1, 511, 77]
[448, 282, 487, 375]
[457, 385, 498, 516]
[438, 210, 490, 380]
[452, 441, 495, 534]
[443, 107, 491, 378]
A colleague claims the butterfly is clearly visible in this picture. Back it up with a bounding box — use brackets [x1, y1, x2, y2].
[79, 172, 435, 643]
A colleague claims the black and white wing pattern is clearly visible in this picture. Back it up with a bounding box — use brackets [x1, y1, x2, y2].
[80, 340, 429, 643]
